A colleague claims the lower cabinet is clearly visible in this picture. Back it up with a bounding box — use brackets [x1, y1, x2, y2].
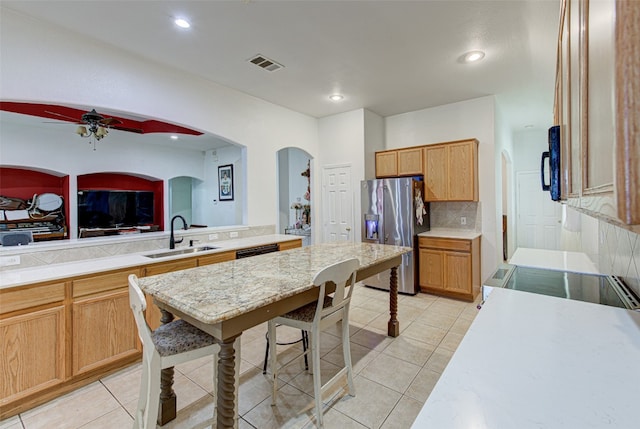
[418, 236, 481, 301]
[72, 289, 140, 376]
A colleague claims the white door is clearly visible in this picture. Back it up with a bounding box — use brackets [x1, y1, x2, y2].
[516, 171, 562, 250]
[322, 165, 353, 242]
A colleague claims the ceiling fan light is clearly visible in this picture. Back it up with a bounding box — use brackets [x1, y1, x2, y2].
[95, 126, 108, 139]
[76, 125, 88, 137]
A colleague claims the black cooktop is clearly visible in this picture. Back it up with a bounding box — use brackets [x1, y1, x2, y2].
[505, 266, 638, 309]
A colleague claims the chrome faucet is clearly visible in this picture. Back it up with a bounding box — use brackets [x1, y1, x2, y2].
[169, 215, 188, 249]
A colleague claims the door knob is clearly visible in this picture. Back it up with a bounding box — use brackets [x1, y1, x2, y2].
[346, 227, 351, 231]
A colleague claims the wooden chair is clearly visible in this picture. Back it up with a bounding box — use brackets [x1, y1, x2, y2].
[128, 274, 219, 429]
[268, 258, 360, 428]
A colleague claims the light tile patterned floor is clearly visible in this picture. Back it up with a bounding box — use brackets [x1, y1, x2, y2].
[0, 285, 481, 429]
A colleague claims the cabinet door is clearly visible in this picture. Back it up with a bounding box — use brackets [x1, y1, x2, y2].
[72, 289, 139, 376]
[1, 306, 66, 404]
[448, 141, 478, 201]
[375, 151, 398, 178]
[579, 0, 616, 217]
[443, 252, 472, 294]
[419, 248, 444, 290]
[423, 146, 447, 201]
[397, 147, 423, 176]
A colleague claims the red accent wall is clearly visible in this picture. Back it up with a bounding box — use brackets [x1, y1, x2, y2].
[0, 167, 70, 228]
[77, 173, 164, 230]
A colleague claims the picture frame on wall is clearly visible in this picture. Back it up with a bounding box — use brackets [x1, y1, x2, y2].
[218, 164, 234, 201]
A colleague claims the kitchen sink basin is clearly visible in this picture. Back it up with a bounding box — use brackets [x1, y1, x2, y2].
[144, 246, 219, 259]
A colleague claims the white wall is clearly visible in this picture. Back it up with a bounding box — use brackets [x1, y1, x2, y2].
[385, 96, 498, 282]
[0, 10, 318, 230]
[317, 109, 366, 242]
[363, 109, 385, 179]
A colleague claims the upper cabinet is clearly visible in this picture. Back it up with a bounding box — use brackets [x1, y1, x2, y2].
[556, 0, 639, 228]
[375, 147, 423, 178]
[375, 150, 398, 177]
[423, 139, 478, 202]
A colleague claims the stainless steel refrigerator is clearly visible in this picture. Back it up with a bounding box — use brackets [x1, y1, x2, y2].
[361, 178, 429, 295]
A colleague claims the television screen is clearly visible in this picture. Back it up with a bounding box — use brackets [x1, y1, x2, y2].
[77, 190, 154, 229]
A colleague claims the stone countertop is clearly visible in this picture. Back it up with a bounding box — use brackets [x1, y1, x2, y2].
[411, 287, 640, 429]
[508, 247, 599, 274]
[418, 229, 481, 240]
[0, 234, 301, 289]
[138, 242, 412, 325]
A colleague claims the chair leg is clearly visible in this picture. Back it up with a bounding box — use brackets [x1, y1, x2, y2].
[302, 330, 309, 371]
[262, 335, 269, 374]
[342, 312, 355, 396]
[144, 358, 162, 429]
[268, 320, 278, 405]
[311, 330, 323, 428]
[133, 355, 149, 429]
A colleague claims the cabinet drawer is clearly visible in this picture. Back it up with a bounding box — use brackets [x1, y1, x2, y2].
[73, 270, 139, 298]
[279, 239, 302, 251]
[197, 251, 236, 266]
[1, 282, 66, 315]
[419, 237, 471, 252]
[143, 259, 197, 277]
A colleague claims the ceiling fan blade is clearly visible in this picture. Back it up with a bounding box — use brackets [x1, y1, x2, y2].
[44, 110, 80, 122]
[100, 117, 122, 126]
[111, 125, 144, 133]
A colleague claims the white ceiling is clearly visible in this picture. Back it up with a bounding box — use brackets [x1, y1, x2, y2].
[2, 0, 560, 137]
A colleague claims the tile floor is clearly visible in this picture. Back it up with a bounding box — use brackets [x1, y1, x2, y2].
[0, 285, 481, 429]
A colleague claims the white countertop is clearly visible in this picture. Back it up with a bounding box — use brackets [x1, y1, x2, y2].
[418, 229, 481, 240]
[509, 247, 599, 274]
[0, 234, 301, 289]
[411, 287, 640, 429]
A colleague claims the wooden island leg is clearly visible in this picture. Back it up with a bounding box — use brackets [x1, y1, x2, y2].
[217, 335, 240, 429]
[388, 266, 400, 337]
[158, 309, 177, 425]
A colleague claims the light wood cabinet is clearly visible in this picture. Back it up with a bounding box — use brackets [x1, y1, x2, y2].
[143, 258, 197, 276]
[278, 239, 303, 251]
[198, 250, 236, 265]
[397, 147, 423, 176]
[418, 236, 481, 301]
[1, 290, 66, 407]
[555, 0, 639, 229]
[375, 150, 398, 177]
[71, 270, 141, 376]
[423, 139, 478, 202]
[375, 147, 424, 178]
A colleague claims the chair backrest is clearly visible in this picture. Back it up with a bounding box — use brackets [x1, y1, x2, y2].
[312, 258, 360, 322]
[128, 274, 153, 348]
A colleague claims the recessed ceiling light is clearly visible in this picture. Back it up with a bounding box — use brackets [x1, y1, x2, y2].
[174, 18, 191, 29]
[170, 135, 179, 140]
[462, 50, 485, 63]
[329, 94, 344, 102]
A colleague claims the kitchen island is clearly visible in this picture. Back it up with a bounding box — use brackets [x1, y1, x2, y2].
[411, 287, 640, 428]
[139, 241, 412, 428]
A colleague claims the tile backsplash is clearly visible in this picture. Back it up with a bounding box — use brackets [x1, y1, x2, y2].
[599, 221, 640, 298]
[429, 202, 481, 230]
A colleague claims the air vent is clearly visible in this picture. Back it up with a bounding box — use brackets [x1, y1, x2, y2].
[248, 54, 284, 72]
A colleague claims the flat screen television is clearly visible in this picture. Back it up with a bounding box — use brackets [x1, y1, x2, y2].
[77, 190, 154, 229]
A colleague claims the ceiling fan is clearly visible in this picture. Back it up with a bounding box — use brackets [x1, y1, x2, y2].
[45, 108, 124, 141]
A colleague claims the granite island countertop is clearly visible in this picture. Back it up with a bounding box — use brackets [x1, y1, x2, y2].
[138, 242, 412, 325]
[411, 287, 640, 429]
[0, 234, 302, 289]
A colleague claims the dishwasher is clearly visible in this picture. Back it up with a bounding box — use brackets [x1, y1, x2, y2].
[235, 243, 280, 259]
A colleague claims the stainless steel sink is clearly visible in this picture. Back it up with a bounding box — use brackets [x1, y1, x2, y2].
[143, 246, 219, 259]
